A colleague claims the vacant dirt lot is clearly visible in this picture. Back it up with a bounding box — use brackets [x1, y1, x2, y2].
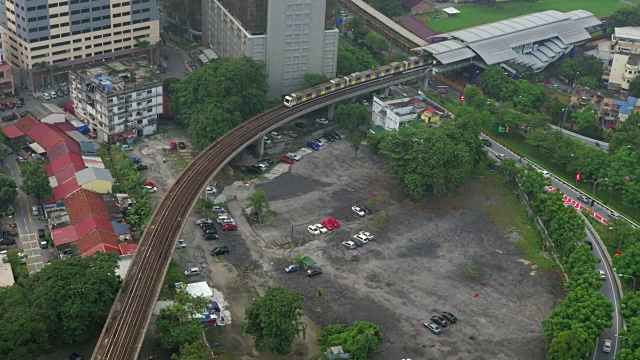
[247, 135, 564, 360]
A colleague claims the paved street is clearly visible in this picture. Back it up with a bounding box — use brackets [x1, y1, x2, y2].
[3, 153, 52, 273]
[483, 135, 622, 360]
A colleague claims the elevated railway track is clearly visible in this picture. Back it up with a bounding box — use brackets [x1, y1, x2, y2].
[92, 67, 432, 360]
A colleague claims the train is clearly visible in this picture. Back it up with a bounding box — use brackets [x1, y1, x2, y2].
[283, 55, 433, 107]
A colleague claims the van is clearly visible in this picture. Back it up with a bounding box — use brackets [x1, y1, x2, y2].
[216, 215, 233, 224]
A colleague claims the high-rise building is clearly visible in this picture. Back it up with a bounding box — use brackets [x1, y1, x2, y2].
[0, 28, 16, 95]
[203, 0, 339, 98]
[0, 0, 161, 89]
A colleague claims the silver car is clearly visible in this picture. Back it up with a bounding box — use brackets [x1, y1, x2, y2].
[602, 339, 612, 353]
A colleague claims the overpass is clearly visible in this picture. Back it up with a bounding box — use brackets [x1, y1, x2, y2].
[338, 0, 428, 52]
[91, 67, 432, 360]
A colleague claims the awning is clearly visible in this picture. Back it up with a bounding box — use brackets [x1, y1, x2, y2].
[442, 7, 460, 15]
[109, 131, 136, 138]
[28, 142, 46, 154]
[77, 125, 90, 133]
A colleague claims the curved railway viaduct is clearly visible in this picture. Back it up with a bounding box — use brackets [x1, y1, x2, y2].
[91, 67, 432, 360]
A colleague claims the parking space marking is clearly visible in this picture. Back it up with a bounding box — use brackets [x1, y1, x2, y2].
[20, 233, 36, 237]
[24, 246, 40, 251]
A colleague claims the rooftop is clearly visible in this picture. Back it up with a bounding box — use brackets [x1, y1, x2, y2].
[72, 56, 160, 94]
[615, 27, 640, 40]
[29, 103, 65, 121]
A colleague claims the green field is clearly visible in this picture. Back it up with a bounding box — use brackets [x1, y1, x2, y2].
[424, 0, 623, 33]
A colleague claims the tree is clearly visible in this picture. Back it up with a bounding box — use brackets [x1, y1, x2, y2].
[241, 286, 306, 355]
[333, 103, 370, 132]
[171, 341, 208, 360]
[348, 17, 369, 43]
[319, 321, 383, 360]
[168, 58, 268, 150]
[609, 112, 640, 154]
[571, 104, 602, 139]
[157, 293, 209, 351]
[608, 7, 640, 28]
[378, 120, 482, 198]
[348, 131, 365, 157]
[547, 329, 591, 360]
[337, 43, 377, 75]
[364, 32, 389, 56]
[0, 176, 17, 212]
[479, 66, 513, 101]
[613, 241, 640, 281]
[556, 56, 603, 85]
[302, 73, 330, 89]
[576, 76, 598, 90]
[630, 76, 640, 98]
[248, 188, 271, 215]
[367, 0, 403, 17]
[19, 160, 52, 201]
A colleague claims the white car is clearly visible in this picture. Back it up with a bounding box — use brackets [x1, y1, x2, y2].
[176, 239, 186, 249]
[307, 225, 321, 235]
[49, 91, 58, 99]
[184, 267, 200, 276]
[271, 131, 281, 139]
[315, 224, 328, 233]
[351, 206, 366, 217]
[316, 118, 328, 125]
[540, 170, 551, 178]
[121, 144, 133, 151]
[342, 240, 357, 250]
[196, 218, 213, 225]
[145, 185, 157, 193]
[217, 215, 233, 224]
[41, 92, 51, 100]
[220, 218, 235, 225]
[206, 187, 217, 195]
[286, 152, 301, 161]
[361, 99, 369, 106]
[358, 231, 374, 240]
[283, 131, 298, 138]
[263, 136, 272, 144]
[599, 270, 606, 280]
[353, 233, 369, 244]
[211, 206, 226, 213]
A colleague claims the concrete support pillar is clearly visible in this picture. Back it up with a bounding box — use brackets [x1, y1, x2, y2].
[254, 136, 265, 156]
[420, 75, 431, 91]
[327, 103, 336, 120]
[381, 87, 390, 97]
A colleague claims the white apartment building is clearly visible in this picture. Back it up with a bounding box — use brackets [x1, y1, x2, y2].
[69, 57, 162, 142]
[371, 97, 419, 131]
[609, 27, 640, 91]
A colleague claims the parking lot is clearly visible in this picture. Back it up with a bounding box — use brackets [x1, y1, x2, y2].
[225, 126, 564, 360]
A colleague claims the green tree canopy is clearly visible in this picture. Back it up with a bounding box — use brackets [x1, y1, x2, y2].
[168, 58, 268, 150]
[556, 56, 603, 85]
[610, 112, 640, 154]
[347, 17, 369, 43]
[19, 160, 52, 201]
[248, 188, 271, 215]
[571, 104, 602, 139]
[241, 286, 306, 355]
[171, 341, 208, 360]
[319, 321, 383, 360]
[333, 103, 370, 132]
[547, 328, 591, 360]
[157, 293, 209, 351]
[608, 7, 640, 28]
[337, 42, 377, 75]
[302, 73, 330, 89]
[576, 76, 599, 90]
[364, 32, 389, 55]
[0, 175, 17, 212]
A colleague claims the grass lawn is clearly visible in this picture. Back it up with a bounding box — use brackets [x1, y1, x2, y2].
[425, 0, 622, 33]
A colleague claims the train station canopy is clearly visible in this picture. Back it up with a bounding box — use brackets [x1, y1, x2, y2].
[416, 10, 601, 71]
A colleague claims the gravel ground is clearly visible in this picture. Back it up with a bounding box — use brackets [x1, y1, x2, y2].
[250, 137, 564, 360]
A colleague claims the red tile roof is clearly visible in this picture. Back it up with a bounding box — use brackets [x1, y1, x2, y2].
[51, 217, 116, 248]
[77, 230, 119, 255]
[55, 165, 80, 185]
[65, 189, 110, 223]
[81, 242, 122, 257]
[48, 140, 82, 159]
[74, 215, 114, 236]
[119, 243, 138, 256]
[47, 153, 85, 176]
[14, 114, 39, 134]
[392, 16, 441, 40]
[2, 124, 24, 139]
[52, 178, 80, 201]
[55, 121, 77, 132]
[51, 226, 80, 246]
[26, 123, 70, 151]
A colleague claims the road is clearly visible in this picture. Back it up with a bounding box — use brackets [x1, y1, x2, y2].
[482, 135, 622, 360]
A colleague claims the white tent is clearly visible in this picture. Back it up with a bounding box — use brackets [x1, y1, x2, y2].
[442, 7, 461, 15]
[185, 281, 213, 298]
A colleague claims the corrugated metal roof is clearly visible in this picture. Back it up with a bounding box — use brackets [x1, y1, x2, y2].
[422, 40, 476, 64]
[75, 167, 113, 185]
[349, 0, 428, 47]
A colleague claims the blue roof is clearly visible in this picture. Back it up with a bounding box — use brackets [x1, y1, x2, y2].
[613, 96, 637, 115]
[111, 220, 130, 235]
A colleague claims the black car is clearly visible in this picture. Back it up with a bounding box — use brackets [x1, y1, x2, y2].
[441, 312, 457, 324]
[211, 246, 230, 256]
[482, 139, 492, 147]
[331, 132, 342, 140]
[294, 122, 306, 129]
[576, 194, 591, 203]
[69, 353, 82, 360]
[242, 165, 263, 174]
[323, 133, 336, 142]
[204, 228, 218, 235]
[258, 158, 275, 167]
[19, 111, 29, 118]
[200, 223, 215, 230]
[178, 142, 186, 149]
[0, 238, 16, 246]
[56, 90, 65, 97]
[136, 164, 148, 171]
[204, 234, 219, 241]
[430, 315, 447, 327]
[306, 267, 322, 277]
[38, 228, 46, 239]
[358, 205, 372, 214]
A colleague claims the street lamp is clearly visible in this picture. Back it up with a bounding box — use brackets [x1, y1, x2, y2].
[572, 71, 580, 88]
[619, 274, 636, 293]
[616, 334, 633, 346]
[593, 178, 608, 197]
[560, 103, 573, 132]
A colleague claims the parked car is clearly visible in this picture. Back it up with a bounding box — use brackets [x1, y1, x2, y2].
[311, 138, 325, 147]
[423, 322, 442, 335]
[39, 238, 49, 249]
[331, 132, 342, 140]
[121, 144, 133, 151]
[342, 240, 357, 250]
[607, 211, 621, 220]
[206, 187, 217, 195]
[63, 87, 70, 95]
[271, 131, 281, 139]
[200, 223, 215, 230]
[351, 206, 366, 217]
[540, 170, 551, 178]
[176, 239, 186, 249]
[222, 224, 238, 231]
[220, 219, 235, 225]
[41, 93, 52, 100]
[184, 267, 201, 276]
[19, 111, 29, 118]
[306, 267, 322, 277]
[361, 99, 369, 106]
[7, 101, 15, 109]
[38, 228, 46, 239]
[69, 353, 83, 360]
[211, 246, 230, 256]
[328, 217, 341, 227]
[56, 89, 65, 97]
[307, 141, 320, 150]
[577, 194, 591, 203]
[482, 139, 492, 147]
[353, 233, 369, 244]
[204, 228, 218, 235]
[430, 315, 447, 327]
[0, 238, 16, 246]
[280, 155, 295, 164]
[217, 215, 233, 224]
[321, 220, 334, 231]
[285, 264, 301, 273]
[145, 185, 158, 193]
[196, 218, 213, 225]
[441, 312, 457, 324]
[136, 164, 148, 171]
[211, 206, 226, 213]
[258, 158, 275, 167]
[242, 165, 263, 174]
[358, 205, 372, 214]
[358, 231, 374, 240]
[307, 225, 321, 235]
[49, 91, 58, 98]
[204, 234, 219, 241]
[32, 206, 39, 216]
[602, 339, 612, 353]
[351, 237, 364, 247]
[315, 223, 328, 233]
[495, 154, 506, 161]
[129, 157, 142, 163]
[283, 131, 298, 138]
[286, 152, 301, 161]
[263, 136, 272, 144]
[178, 141, 186, 149]
[294, 122, 306, 129]
[316, 118, 328, 125]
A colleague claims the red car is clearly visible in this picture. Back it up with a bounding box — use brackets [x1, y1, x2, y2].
[321, 220, 334, 231]
[145, 181, 157, 188]
[280, 155, 295, 164]
[221, 224, 238, 231]
[328, 217, 341, 227]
